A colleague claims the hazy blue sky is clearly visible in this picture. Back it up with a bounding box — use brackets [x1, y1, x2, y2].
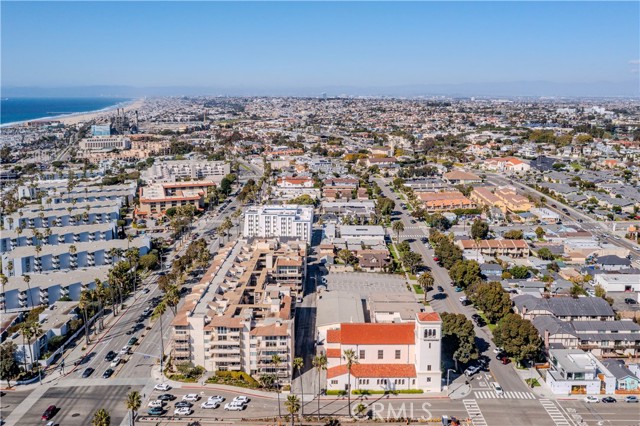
[2, 1, 638, 94]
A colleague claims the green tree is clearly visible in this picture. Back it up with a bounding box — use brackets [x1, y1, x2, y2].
[418, 272, 434, 302]
[493, 313, 541, 365]
[441, 312, 478, 369]
[391, 220, 405, 242]
[91, 408, 111, 426]
[337, 249, 355, 265]
[449, 260, 481, 288]
[284, 394, 301, 426]
[536, 248, 555, 260]
[125, 390, 141, 426]
[503, 230, 523, 240]
[343, 349, 358, 417]
[434, 239, 462, 269]
[428, 213, 451, 231]
[509, 265, 530, 279]
[0, 341, 20, 388]
[470, 220, 489, 240]
[535, 226, 545, 239]
[401, 251, 423, 275]
[375, 197, 395, 216]
[138, 253, 159, 270]
[469, 281, 511, 323]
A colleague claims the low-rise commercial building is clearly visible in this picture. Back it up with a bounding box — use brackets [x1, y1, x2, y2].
[137, 181, 216, 217]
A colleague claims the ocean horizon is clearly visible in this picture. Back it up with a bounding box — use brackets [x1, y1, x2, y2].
[0, 97, 132, 125]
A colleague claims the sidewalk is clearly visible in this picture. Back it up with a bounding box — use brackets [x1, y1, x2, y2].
[512, 366, 555, 399]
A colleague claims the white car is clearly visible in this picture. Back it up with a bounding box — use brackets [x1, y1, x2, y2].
[207, 395, 225, 403]
[224, 402, 246, 411]
[110, 357, 121, 367]
[491, 382, 504, 395]
[232, 396, 250, 404]
[148, 400, 164, 408]
[201, 401, 219, 409]
[584, 396, 599, 403]
[119, 346, 130, 355]
[493, 347, 504, 354]
[182, 394, 200, 402]
[174, 407, 192, 416]
[154, 383, 171, 391]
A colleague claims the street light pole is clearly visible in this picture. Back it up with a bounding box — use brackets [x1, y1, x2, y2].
[446, 369, 456, 388]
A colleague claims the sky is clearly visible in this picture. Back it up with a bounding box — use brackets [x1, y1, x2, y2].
[1, 1, 639, 96]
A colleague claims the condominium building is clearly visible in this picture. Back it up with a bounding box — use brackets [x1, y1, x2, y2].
[144, 160, 230, 184]
[243, 205, 313, 242]
[79, 136, 131, 151]
[457, 239, 530, 258]
[417, 191, 477, 212]
[470, 186, 532, 213]
[170, 239, 306, 383]
[137, 181, 216, 217]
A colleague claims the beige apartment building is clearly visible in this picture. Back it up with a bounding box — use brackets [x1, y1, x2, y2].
[170, 239, 306, 383]
[136, 180, 215, 217]
[470, 186, 532, 213]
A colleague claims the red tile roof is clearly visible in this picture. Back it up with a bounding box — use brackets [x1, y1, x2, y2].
[326, 348, 341, 358]
[327, 364, 417, 379]
[326, 329, 341, 343]
[338, 323, 415, 345]
[416, 312, 441, 322]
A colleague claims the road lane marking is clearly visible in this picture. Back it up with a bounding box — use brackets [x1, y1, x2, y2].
[463, 399, 488, 426]
[540, 399, 573, 426]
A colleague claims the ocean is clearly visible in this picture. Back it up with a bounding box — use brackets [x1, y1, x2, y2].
[0, 97, 131, 125]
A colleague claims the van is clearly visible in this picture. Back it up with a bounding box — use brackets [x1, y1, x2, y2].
[491, 382, 504, 395]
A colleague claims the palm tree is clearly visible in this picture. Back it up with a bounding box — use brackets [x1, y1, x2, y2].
[418, 272, 434, 302]
[0, 273, 7, 313]
[163, 285, 180, 315]
[392, 220, 404, 242]
[343, 349, 359, 417]
[293, 356, 305, 417]
[94, 279, 107, 330]
[79, 290, 93, 345]
[312, 354, 327, 420]
[272, 354, 283, 418]
[284, 394, 301, 426]
[125, 390, 141, 426]
[22, 274, 34, 307]
[152, 300, 168, 374]
[19, 322, 34, 371]
[91, 408, 111, 426]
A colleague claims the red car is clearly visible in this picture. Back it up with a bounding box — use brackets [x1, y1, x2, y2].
[501, 357, 511, 365]
[433, 256, 440, 262]
[42, 405, 56, 420]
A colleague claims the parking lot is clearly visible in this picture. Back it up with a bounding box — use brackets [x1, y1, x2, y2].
[142, 386, 280, 420]
[325, 271, 407, 297]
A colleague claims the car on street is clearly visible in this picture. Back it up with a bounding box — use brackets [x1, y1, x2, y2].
[207, 395, 225, 403]
[493, 347, 504, 353]
[154, 383, 171, 391]
[496, 352, 507, 361]
[491, 382, 504, 395]
[437, 286, 444, 292]
[233, 396, 250, 404]
[501, 357, 511, 365]
[454, 287, 463, 292]
[157, 394, 175, 401]
[584, 396, 599, 403]
[102, 368, 114, 379]
[224, 402, 246, 411]
[82, 367, 94, 378]
[41, 405, 56, 421]
[142, 288, 150, 294]
[119, 346, 130, 355]
[104, 351, 117, 362]
[147, 407, 165, 416]
[182, 394, 200, 402]
[201, 401, 220, 409]
[174, 401, 193, 408]
[421, 237, 428, 243]
[110, 357, 121, 367]
[464, 365, 481, 376]
[625, 395, 638, 403]
[433, 256, 440, 262]
[602, 397, 617, 403]
[127, 337, 138, 347]
[625, 298, 637, 305]
[174, 407, 192, 416]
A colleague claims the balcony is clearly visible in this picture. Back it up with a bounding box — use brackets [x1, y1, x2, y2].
[104, 256, 112, 265]
[89, 234, 96, 242]
[39, 294, 49, 304]
[55, 220, 63, 227]
[73, 235, 80, 243]
[18, 292, 28, 301]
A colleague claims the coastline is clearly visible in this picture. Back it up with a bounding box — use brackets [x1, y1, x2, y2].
[0, 98, 145, 128]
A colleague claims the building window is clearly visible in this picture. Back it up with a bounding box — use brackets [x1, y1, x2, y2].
[359, 350, 365, 360]
[427, 377, 431, 382]
[427, 365, 431, 371]
[378, 350, 383, 360]
[331, 380, 338, 385]
[395, 350, 401, 360]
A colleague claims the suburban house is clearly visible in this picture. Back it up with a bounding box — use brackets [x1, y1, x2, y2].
[600, 360, 640, 393]
[483, 157, 531, 173]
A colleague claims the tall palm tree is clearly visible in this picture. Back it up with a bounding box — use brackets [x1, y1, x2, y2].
[343, 349, 359, 417]
[392, 220, 405, 242]
[284, 394, 301, 426]
[94, 279, 107, 330]
[91, 408, 111, 426]
[272, 354, 283, 418]
[152, 300, 168, 373]
[293, 356, 305, 417]
[19, 322, 34, 371]
[312, 354, 327, 420]
[418, 272, 434, 303]
[163, 285, 180, 315]
[22, 274, 33, 307]
[79, 290, 93, 345]
[0, 273, 7, 313]
[125, 390, 141, 426]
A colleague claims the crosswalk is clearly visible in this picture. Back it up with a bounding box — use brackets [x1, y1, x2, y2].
[539, 399, 572, 426]
[463, 399, 488, 426]
[473, 390, 536, 399]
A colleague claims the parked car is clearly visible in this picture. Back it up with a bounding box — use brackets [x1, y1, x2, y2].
[201, 401, 219, 409]
[182, 394, 200, 402]
[501, 357, 511, 365]
[174, 407, 192, 416]
[601, 397, 617, 403]
[496, 352, 507, 361]
[127, 337, 138, 347]
[157, 394, 175, 401]
[154, 383, 171, 391]
[148, 400, 164, 408]
[454, 287, 463, 292]
[433, 256, 440, 262]
[174, 401, 192, 408]
[110, 357, 121, 367]
[625, 396, 638, 403]
[224, 402, 246, 411]
[625, 298, 637, 305]
[102, 368, 114, 379]
[437, 286, 444, 292]
[147, 407, 165, 416]
[104, 351, 117, 362]
[493, 347, 504, 354]
[82, 367, 94, 378]
[119, 346, 130, 355]
[464, 365, 481, 377]
[232, 396, 250, 404]
[41, 405, 56, 421]
[584, 396, 599, 403]
[207, 395, 225, 403]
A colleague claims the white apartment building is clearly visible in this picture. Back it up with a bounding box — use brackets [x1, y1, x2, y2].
[144, 160, 230, 184]
[325, 311, 442, 393]
[243, 205, 313, 243]
[79, 136, 131, 151]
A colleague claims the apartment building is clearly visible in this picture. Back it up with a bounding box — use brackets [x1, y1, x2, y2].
[3, 204, 120, 231]
[470, 187, 532, 213]
[442, 170, 482, 185]
[457, 239, 530, 258]
[276, 176, 314, 188]
[513, 294, 615, 322]
[243, 205, 313, 243]
[170, 239, 305, 383]
[137, 181, 216, 217]
[417, 191, 477, 212]
[325, 311, 442, 393]
[79, 136, 131, 151]
[144, 160, 230, 184]
[0, 222, 116, 254]
[482, 156, 531, 173]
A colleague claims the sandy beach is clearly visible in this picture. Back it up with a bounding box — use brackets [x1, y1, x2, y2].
[53, 98, 146, 126]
